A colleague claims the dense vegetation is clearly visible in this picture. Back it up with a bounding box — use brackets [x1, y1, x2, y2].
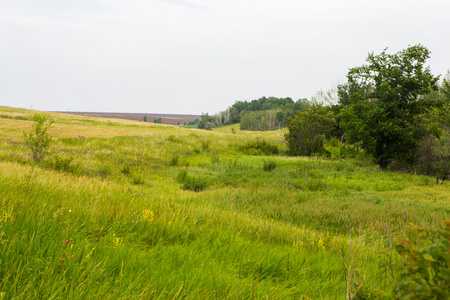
[0, 105, 449, 298]
[201, 97, 310, 131]
[286, 45, 450, 182]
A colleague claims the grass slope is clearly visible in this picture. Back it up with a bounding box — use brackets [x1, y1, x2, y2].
[0, 106, 449, 299]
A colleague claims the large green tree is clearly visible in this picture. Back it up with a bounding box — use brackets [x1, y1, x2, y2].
[339, 45, 440, 168]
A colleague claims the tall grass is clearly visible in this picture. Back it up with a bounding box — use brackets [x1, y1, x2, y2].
[0, 106, 449, 298]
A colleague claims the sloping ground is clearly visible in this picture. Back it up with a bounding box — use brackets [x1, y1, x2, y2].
[0, 106, 449, 299]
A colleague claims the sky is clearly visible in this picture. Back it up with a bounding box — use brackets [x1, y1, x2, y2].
[1, 0, 450, 115]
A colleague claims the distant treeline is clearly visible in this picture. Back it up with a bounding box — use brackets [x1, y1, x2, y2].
[209, 97, 310, 131]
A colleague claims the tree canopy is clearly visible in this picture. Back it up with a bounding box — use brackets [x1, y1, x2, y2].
[338, 45, 440, 168]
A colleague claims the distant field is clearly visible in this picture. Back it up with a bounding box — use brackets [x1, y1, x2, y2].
[59, 111, 201, 125]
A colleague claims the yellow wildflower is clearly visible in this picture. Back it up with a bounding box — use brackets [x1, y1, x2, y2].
[142, 209, 154, 222]
[0, 207, 14, 224]
[112, 233, 123, 248]
[318, 238, 325, 250]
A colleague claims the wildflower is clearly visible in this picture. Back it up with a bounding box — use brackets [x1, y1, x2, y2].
[318, 238, 325, 250]
[112, 233, 123, 248]
[0, 207, 14, 224]
[142, 209, 154, 222]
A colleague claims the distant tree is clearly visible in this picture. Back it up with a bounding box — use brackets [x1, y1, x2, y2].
[197, 113, 214, 130]
[215, 96, 306, 127]
[240, 110, 283, 131]
[338, 45, 440, 168]
[143, 115, 147, 122]
[441, 71, 450, 101]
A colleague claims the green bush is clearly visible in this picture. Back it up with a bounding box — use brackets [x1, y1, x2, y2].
[237, 139, 279, 156]
[52, 155, 73, 172]
[262, 159, 277, 172]
[201, 140, 210, 151]
[169, 155, 180, 166]
[167, 135, 182, 143]
[394, 221, 450, 299]
[182, 176, 209, 192]
[121, 165, 131, 175]
[284, 105, 335, 157]
[176, 169, 209, 192]
[176, 169, 188, 183]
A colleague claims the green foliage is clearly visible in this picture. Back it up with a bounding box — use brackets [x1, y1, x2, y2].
[236, 139, 279, 155]
[186, 118, 199, 126]
[121, 165, 131, 175]
[143, 115, 147, 122]
[394, 221, 450, 299]
[432, 129, 450, 182]
[339, 45, 440, 169]
[240, 109, 284, 131]
[176, 169, 209, 191]
[167, 135, 182, 143]
[285, 104, 336, 156]
[262, 159, 277, 172]
[216, 97, 310, 127]
[23, 113, 54, 162]
[197, 113, 215, 130]
[52, 154, 73, 172]
[176, 169, 188, 182]
[201, 140, 210, 151]
[2, 106, 450, 299]
[169, 154, 180, 166]
[441, 71, 450, 101]
[154, 118, 162, 123]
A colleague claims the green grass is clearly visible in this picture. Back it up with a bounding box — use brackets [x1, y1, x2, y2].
[0, 106, 449, 298]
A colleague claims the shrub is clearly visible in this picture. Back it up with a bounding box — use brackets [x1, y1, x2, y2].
[52, 155, 73, 172]
[167, 135, 182, 143]
[262, 159, 277, 172]
[121, 165, 131, 175]
[131, 176, 145, 185]
[176, 169, 209, 192]
[284, 105, 336, 157]
[23, 113, 54, 162]
[169, 155, 180, 166]
[237, 139, 279, 156]
[176, 169, 188, 183]
[182, 176, 209, 192]
[416, 129, 450, 183]
[394, 221, 450, 299]
[201, 140, 210, 151]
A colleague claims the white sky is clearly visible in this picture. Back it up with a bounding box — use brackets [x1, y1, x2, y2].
[1, 0, 449, 114]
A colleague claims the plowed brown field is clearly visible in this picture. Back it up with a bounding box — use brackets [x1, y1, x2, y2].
[60, 112, 201, 125]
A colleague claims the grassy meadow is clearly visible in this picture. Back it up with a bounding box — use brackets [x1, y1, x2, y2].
[0, 106, 449, 299]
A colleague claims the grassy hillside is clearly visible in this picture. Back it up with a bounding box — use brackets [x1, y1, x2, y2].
[1, 106, 449, 299]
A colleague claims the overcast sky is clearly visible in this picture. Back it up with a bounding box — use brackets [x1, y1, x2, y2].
[1, 0, 449, 114]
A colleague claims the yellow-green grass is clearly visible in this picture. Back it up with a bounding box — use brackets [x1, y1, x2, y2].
[0, 106, 449, 299]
